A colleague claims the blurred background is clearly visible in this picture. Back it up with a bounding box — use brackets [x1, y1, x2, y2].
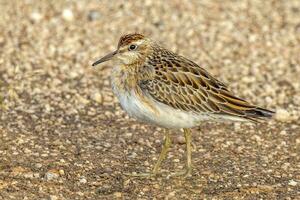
[0, 0, 299, 199]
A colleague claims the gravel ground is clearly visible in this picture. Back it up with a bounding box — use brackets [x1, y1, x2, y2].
[1, 0, 300, 199]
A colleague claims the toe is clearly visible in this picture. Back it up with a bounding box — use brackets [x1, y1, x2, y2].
[169, 168, 192, 178]
[123, 171, 157, 178]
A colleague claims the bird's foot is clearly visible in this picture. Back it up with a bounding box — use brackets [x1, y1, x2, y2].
[169, 167, 192, 178]
[123, 171, 161, 178]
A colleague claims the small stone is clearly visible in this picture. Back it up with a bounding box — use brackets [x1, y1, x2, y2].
[279, 130, 287, 135]
[45, 170, 59, 181]
[23, 172, 34, 179]
[252, 135, 262, 142]
[59, 169, 65, 176]
[49, 195, 58, 200]
[128, 152, 137, 158]
[77, 192, 84, 196]
[288, 180, 298, 186]
[88, 10, 101, 21]
[24, 148, 31, 154]
[275, 109, 291, 122]
[124, 132, 133, 138]
[175, 135, 185, 144]
[281, 163, 290, 170]
[35, 163, 42, 168]
[62, 9, 74, 21]
[45, 104, 52, 113]
[77, 95, 89, 105]
[11, 166, 26, 176]
[79, 177, 87, 184]
[124, 179, 131, 186]
[234, 123, 241, 131]
[113, 192, 122, 198]
[167, 191, 176, 197]
[34, 173, 40, 178]
[137, 138, 145, 145]
[144, 161, 149, 166]
[103, 142, 111, 148]
[30, 12, 42, 22]
[92, 92, 103, 103]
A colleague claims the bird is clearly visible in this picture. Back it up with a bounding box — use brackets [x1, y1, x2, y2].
[92, 33, 274, 178]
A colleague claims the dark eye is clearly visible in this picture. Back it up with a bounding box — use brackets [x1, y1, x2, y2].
[129, 44, 137, 51]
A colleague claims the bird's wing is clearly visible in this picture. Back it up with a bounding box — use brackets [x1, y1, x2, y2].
[139, 51, 273, 121]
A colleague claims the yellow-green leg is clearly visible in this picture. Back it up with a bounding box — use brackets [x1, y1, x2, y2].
[184, 128, 192, 176]
[152, 130, 171, 174]
[124, 130, 171, 177]
[170, 128, 192, 177]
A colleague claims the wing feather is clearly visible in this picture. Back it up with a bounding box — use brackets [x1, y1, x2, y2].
[139, 49, 274, 121]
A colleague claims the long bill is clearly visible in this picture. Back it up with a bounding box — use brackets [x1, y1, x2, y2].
[92, 50, 117, 66]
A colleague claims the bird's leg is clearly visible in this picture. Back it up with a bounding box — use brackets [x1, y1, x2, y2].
[170, 128, 192, 177]
[184, 128, 192, 176]
[124, 130, 171, 177]
[152, 130, 171, 174]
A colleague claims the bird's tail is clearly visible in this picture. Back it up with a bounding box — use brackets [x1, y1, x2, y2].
[244, 107, 275, 122]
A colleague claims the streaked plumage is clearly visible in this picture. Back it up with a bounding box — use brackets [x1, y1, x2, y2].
[138, 45, 273, 124]
[92, 33, 274, 177]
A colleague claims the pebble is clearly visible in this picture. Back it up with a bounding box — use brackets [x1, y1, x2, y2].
[59, 169, 65, 176]
[30, 12, 42, 22]
[113, 192, 122, 198]
[275, 109, 291, 122]
[234, 123, 241, 131]
[124, 132, 133, 138]
[77, 95, 89, 105]
[49, 195, 58, 200]
[137, 138, 145, 145]
[34, 173, 40, 178]
[45, 170, 60, 181]
[88, 10, 101, 21]
[62, 9, 74, 21]
[45, 104, 52, 113]
[77, 192, 84, 196]
[144, 161, 150, 166]
[24, 148, 31, 154]
[103, 142, 111, 148]
[167, 191, 176, 198]
[92, 92, 103, 103]
[288, 180, 298, 186]
[79, 177, 87, 184]
[252, 135, 263, 142]
[175, 135, 185, 144]
[128, 152, 137, 158]
[279, 130, 287, 135]
[23, 172, 34, 179]
[11, 166, 26, 176]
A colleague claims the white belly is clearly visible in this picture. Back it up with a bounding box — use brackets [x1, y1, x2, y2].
[113, 89, 211, 129]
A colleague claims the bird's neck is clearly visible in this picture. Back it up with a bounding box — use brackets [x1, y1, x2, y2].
[111, 64, 140, 94]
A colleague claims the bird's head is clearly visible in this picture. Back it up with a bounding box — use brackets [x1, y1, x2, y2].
[92, 33, 152, 67]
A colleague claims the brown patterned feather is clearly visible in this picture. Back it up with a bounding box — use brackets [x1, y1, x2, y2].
[138, 46, 274, 121]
